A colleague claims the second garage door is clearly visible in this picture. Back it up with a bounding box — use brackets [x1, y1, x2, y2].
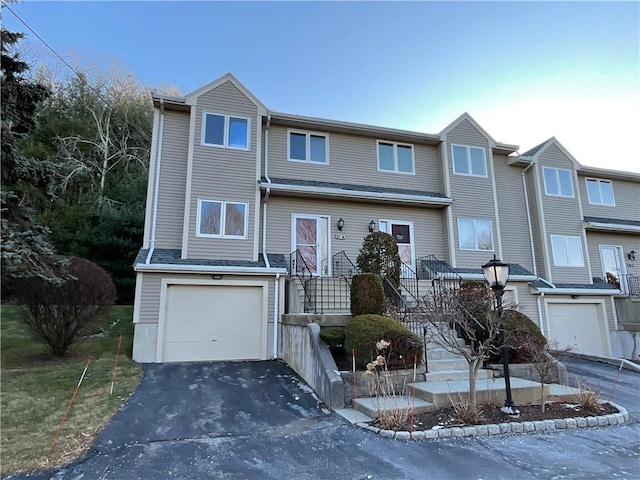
[162, 284, 265, 362]
[546, 303, 607, 356]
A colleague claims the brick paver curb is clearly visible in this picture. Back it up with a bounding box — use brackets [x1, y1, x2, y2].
[354, 402, 629, 440]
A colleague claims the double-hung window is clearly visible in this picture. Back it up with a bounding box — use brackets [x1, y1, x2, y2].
[551, 235, 583, 267]
[452, 145, 487, 177]
[288, 131, 328, 164]
[543, 167, 574, 197]
[202, 112, 249, 149]
[458, 218, 494, 251]
[586, 178, 615, 206]
[377, 141, 414, 174]
[197, 199, 248, 239]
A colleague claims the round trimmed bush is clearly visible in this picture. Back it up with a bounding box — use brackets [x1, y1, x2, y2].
[344, 314, 423, 369]
[503, 309, 547, 363]
[350, 273, 385, 316]
[319, 327, 345, 348]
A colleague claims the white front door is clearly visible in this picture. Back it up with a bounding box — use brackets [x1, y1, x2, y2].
[379, 220, 415, 277]
[292, 215, 330, 276]
[600, 245, 626, 293]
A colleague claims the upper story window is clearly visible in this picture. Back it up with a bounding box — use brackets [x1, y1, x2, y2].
[452, 145, 487, 177]
[458, 218, 494, 251]
[586, 178, 615, 206]
[197, 199, 248, 239]
[377, 141, 414, 174]
[202, 112, 249, 150]
[550, 235, 583, 267]
[288, 131, 328, 164]
[543, 167, 574, 197]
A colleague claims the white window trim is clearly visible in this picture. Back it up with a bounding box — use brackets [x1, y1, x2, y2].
[550, 234, 584, 267]
[542, 166, 574, 198]
[586, 178, 615, 206]
[196, 199, 249, 239]
[376, 140, 415, 175]
[457, 218, 494, 252]
[201, 111, 250, 150]
[287, 129, 329, 164]
[451, 144, 488, 178]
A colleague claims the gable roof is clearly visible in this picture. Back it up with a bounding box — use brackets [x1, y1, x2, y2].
[184, 73, 267, 114]
[519, 137, 582, 169]
[439, 112, 518, 154]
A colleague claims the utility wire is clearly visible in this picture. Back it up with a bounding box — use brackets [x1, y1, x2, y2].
[1, 1, 152, 144]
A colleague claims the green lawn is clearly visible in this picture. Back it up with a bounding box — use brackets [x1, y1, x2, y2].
[1, 305, 143, 475]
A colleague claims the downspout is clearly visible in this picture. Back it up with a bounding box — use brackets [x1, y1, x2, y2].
[537, 292, 546, 337]
[273, 272, 280, 358]
[521, 160, 537, 275]
[261, 113, 272, 269]
[145, 98, 165, 264]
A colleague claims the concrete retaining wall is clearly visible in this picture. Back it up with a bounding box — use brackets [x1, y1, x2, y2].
[486, 360, 568, 385]
[610, 329, 640, 361]
[278, 315, 345, 409]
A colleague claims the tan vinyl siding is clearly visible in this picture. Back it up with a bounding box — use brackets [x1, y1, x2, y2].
[187, 81, 259, 260]
[537, 146, 590, 283]
[265, 125, 442, 194]
[585, 231, 640, 280]
[509, 282, 538, 327]
[154, 110, 189, 249]
[493, 154, 534, 271]
[264, 196, 447, 263]
[138, 273, 162, 324]
[579, 175, 640, 220]
[525, 170, 545, 278]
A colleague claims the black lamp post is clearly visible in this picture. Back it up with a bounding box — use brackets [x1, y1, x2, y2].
[482, 255, 519, 415]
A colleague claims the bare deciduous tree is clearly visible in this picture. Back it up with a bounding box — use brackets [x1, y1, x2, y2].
[419, 283, 502, 410]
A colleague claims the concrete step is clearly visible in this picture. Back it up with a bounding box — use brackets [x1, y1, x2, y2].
[425, 347, 464, 361]
[425, 368, 494, 382]
[352, 395, 434, 418]
[411, 377, 550, 409]
[425, 358, 469, 372]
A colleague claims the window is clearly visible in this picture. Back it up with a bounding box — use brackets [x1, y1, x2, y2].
[452, 145, 487, 176]
[586, 179, 615, 206]
[377, 141, 414, 174]
[197, 199, 248, 238]
[551, 235, 583, 267]
[202, 112, 249, 149]
[458, 219, 494, 251]
[543, 167, 574, 197]
[288, 131, 328, 164]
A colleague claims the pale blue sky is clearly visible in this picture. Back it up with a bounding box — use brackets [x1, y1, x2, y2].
[3, 1, 639, 172]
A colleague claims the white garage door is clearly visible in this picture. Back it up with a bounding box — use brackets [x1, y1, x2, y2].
[162, 284, 264, 362]
[546, 303, 607, 356]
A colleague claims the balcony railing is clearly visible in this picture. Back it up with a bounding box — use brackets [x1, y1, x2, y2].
[606, 273, 640, 297]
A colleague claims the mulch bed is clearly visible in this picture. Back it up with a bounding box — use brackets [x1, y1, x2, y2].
[370, 402, 619, 431]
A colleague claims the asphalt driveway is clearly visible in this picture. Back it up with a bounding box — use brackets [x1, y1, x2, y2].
[9, 359, 640, 480]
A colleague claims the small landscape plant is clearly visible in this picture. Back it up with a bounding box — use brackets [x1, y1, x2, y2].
[319, 327, 345, 349]
[571, 379, 602, 414]
[363, 339, 409, 430]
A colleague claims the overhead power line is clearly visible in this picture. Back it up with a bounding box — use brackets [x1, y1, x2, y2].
[1, 1, 151, 144]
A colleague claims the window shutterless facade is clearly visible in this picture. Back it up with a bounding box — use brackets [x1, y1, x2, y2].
[288, 130, 328, 164]
[451, 145, 487, 177]
[586, 178, 615, 206]
[543, 167, 574, 197]
[457, 218, 494, 251]
[196, 199, 248, 239]
[550, 235, 583, 267]
[377, 141, 415, 174]
[202, 112, 250, 149]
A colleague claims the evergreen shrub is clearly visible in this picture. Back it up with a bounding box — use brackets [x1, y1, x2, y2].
[350, 273, 385, 316]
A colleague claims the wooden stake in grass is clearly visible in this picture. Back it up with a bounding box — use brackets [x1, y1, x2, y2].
[49, 358, 91, 452]
[410, 355, 417, 439]
[607, 360, 624, 403]
[110, 333, 123, 396]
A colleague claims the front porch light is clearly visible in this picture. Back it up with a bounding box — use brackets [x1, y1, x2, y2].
[337, 218, 345, 231]
[628, 250, 636, 261]
[369, 220, 376, 233]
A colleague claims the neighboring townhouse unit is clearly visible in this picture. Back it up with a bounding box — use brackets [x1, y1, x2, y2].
[132, 73, 640, 364]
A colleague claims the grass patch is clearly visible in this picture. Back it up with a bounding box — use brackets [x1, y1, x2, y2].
[1, 305, 143, 475]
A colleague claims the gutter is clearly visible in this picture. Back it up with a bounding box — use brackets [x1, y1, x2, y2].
[531, 287, 620, 296]
[521, 160, 537, 275]
[134, 263, 287, 275]
[261, 113, 272, 269]
[145, 98, 165, 264]
[273, 272, 280, 359]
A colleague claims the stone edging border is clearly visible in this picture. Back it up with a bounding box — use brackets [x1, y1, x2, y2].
[354, 402, 630, 440]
